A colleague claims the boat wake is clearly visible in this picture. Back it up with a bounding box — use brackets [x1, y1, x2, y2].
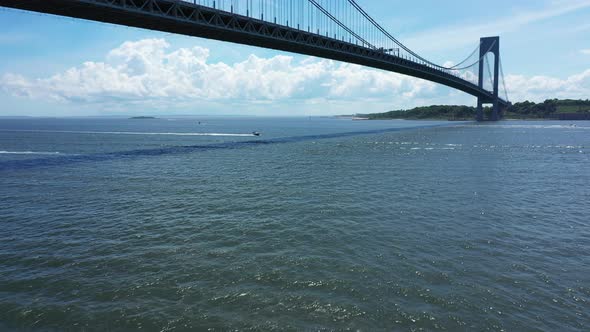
[0, 150, 61, 155]
[0, 123, 451, 171]
[0, 129, 257, 137]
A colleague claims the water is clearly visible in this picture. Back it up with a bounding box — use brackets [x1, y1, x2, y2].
[1, 118, 589, 331]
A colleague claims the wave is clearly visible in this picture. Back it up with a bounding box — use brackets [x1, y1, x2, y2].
[0, 151, 61, 155]
[455, 124, 590, 130]
[0, 129, 257, 137]
[0, 123, 453, 171]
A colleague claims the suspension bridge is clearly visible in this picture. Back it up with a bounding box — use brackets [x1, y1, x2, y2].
[0, 0, 511, 121]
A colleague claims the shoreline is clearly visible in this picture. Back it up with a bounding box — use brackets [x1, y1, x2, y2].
[365, 118, 589, 121]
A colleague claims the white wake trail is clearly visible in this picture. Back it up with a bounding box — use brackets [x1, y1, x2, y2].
[0, 129, 257, 137]
[0, 151, 61, 155]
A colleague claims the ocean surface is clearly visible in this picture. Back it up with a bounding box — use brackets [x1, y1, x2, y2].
[0, 117, 589, 331]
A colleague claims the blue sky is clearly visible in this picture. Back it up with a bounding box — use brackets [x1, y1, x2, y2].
[0, 0, 589, 116]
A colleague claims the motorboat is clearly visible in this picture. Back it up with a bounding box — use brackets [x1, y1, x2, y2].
[252, 131, 261, 136]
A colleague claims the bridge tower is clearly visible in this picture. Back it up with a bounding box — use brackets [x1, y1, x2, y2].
[476, 36, 501, 121]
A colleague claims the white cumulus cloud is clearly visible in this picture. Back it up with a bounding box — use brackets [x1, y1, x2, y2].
[506, 69, 590, 102]
[0, 38, 437, 110]
[2, 38, 588, 114]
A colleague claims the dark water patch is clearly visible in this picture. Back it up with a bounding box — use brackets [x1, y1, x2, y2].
[0, 123, 450, 171]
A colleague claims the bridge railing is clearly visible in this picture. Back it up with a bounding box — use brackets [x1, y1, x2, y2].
[4, 0, 506, 103]
[177, 0, 488, 86]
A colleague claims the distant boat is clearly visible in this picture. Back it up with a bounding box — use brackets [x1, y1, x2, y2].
[252, 131, 261, 136]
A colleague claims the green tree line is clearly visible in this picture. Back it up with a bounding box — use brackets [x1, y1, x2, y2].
[363, 99, 590, 120]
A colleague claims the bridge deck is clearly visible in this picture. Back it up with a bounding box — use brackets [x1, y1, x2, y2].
[0, 0, 508, 107]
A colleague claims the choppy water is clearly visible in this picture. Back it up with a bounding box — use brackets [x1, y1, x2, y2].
[1, 118, 589, 331]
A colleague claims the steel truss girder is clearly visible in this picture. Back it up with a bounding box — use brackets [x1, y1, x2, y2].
[0, 0, 508, 106]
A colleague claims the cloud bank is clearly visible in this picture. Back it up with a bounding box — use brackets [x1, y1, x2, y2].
[506, 70, 590, 102]
[0, 39, 434, 107]
[1, 38, 588, 114]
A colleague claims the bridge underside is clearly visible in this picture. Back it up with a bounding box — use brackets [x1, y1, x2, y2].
[0, 0, 509, 112]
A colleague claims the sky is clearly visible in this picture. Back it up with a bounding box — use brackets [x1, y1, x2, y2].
[0, 0, 589, 116]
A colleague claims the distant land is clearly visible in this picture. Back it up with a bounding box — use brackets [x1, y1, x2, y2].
[360, 99, 590, 121]
[129, 116, 157, 119]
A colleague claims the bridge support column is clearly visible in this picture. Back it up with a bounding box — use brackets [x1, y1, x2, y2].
[491, 100, 500, 121]
[476, 36, 501, 121]
[476, 99, 484, 122]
